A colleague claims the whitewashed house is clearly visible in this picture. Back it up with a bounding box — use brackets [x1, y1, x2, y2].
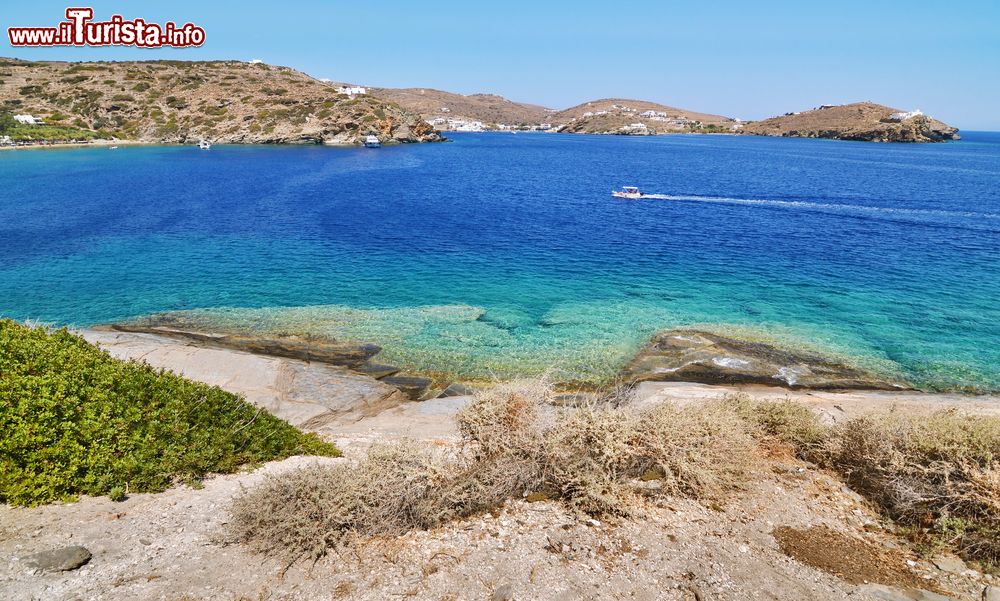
[249, 59, 263, 65]
[888, 109, 923, 122]
[13, 114, 43, 125]
[336, 86, 367, 97]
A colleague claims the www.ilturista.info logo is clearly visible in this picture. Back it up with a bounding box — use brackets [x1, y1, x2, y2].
[8, 8, 205, 47]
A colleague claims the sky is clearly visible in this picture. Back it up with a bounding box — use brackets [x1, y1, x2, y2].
[3, 1, 999, 130]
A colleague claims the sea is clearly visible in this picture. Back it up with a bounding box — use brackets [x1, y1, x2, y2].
[2, 131, 999, 390]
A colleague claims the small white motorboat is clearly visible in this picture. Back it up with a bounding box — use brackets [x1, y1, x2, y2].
[364, 134, 381, 148]
[612, 186, 643, 199]
[198, 139, 211, 150]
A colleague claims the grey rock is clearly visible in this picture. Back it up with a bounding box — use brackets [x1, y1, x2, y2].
[984, 586, 1000, 601]
[623, 329, 909, 390]
[381, 375, 434, 402]
[355, 362, 401, 379]
[856, 585, 959, 601]
[23, 546, 91, 572]
[109, 319, 381, 368]
[931, 555, 967, 574]
[491, 583, 515, 601]
[438, 382, 477, 398]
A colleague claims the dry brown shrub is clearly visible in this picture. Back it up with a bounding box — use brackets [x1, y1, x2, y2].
[818, 409, 1000, 564]
[632, 400, 761, 500]
[231, 380, 763, 560]
[723, 393, 829, 454]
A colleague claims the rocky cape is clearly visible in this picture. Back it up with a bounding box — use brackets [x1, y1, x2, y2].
[0, 57, 442, 145]
[742, 102, 959, 143]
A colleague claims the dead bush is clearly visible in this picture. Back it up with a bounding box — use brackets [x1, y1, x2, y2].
[818, 409, 1000, 564]
[724, 393, 829, 454]
[633, 401, 761, 500]
[231, 380, 766, 560]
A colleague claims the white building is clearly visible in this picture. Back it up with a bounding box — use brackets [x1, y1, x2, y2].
[249, 59, 263, 65]
[336, 86, 367, 96]
[582, 111, 594, 117]
[888, 109, 923, 122]
[426, 117, 446, 127]
[440, 107, 451, 113]
[13, 114, 42, 125]
[621, 123, 649, 133]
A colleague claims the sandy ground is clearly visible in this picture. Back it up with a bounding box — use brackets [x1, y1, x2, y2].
[2, 331, 999, 600]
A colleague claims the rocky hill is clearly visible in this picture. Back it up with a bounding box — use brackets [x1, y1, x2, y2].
[368, 86, 551, 128]
[554, 98, 737, 135]
[0, 58, 442, 145]
[742, 102, 959, 143]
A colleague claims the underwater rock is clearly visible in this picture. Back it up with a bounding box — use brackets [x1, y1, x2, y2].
[623, 330, 909, 390]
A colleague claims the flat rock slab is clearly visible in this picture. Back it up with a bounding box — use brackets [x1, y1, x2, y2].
[82, 330, 407, 433]
[108, 319, 381, 368]
[623, 330, 908, 391]
[22, 546, 91, 572]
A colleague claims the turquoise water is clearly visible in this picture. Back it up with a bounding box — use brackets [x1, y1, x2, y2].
[2, 132, 999, 388]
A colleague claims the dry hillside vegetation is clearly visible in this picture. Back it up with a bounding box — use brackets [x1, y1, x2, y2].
[368, 87, 551, 126]
[231, 382, 1000, 572]
[555, 97, 736, 135]
[743, 102, 959, 142]
[0, 58, 441, 145]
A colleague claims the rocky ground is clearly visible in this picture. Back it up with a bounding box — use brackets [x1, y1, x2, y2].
[2, 330, 999, 600]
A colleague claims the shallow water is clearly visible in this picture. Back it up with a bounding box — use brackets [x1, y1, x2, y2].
[2, 132, 999, 388]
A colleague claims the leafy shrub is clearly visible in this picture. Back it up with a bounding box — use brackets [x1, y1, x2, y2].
[132, 82, 151, 92]
[0, 320, 337, 506]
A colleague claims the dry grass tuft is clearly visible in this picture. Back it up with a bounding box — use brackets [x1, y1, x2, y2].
[817, 409, 1000, 564]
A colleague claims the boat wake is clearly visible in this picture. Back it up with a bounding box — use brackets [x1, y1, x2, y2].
[641, 193, 1000, 228]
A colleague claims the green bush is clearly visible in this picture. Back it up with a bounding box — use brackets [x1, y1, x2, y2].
[0, 320, 338, 506]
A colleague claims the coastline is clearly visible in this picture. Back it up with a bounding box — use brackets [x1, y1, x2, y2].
[0, 139, 146, 151]
[80, 328, 1000, 441]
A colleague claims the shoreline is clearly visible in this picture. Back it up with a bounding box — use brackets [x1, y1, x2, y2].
[0, 139, 147, 151]
[80, 328, 1000, 437]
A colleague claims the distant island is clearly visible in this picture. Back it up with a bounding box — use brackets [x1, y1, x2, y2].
[374, 88, 959, 143]
[742, 102, 960, 143]
[0, 57, 960, 146]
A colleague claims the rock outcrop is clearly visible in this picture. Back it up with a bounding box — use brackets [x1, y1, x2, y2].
[623, 330, 909, 390]
[0, 57, 443, 145]
[742, 102, 959, 143]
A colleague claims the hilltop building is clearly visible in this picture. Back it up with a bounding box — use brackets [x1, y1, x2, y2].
[888, 109, 924, 121]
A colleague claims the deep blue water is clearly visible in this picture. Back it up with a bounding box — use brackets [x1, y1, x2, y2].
[2, 132, 999, 389]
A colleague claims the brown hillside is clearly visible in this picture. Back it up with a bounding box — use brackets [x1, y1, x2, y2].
[554, 98, 736, 135]
[0, 58, 442, 145]
[368, 87, 551, 127]
[743, 102, 959, 143]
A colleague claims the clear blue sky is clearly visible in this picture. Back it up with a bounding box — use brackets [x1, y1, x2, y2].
[4, 1, 999, 129]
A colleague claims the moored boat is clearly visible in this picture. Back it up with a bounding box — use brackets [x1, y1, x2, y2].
[198, 139, 212, 150]
[364, 134, 381, 148]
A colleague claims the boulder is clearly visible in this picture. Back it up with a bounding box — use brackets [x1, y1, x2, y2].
[356, 362, 402, 379]
[622, 330, 908, 390]
[438, 382, 477, 398]
[22, 546, 91, 572]
[381, 375, 434, 401]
